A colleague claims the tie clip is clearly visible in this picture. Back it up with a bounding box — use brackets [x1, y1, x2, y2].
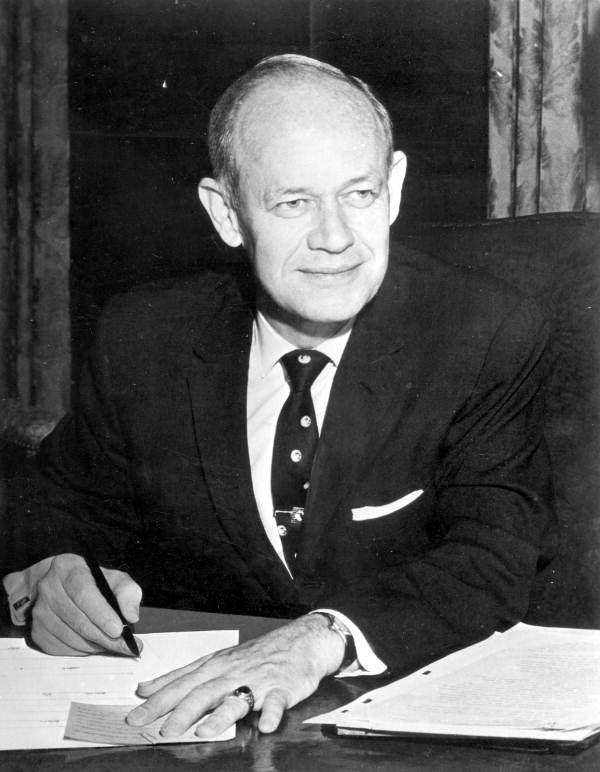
[274, 507, 304, 524]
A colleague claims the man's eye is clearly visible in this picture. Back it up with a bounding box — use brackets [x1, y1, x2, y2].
[346, 189, 377, 207]
[274, 199, 310, 217]
[277, 199, 306, 210]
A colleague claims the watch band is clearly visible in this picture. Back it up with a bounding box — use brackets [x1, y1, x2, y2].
[317, 612, 357, 670]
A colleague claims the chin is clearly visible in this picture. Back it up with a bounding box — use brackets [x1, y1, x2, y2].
[319, 293, 373, 320]
[297, 303, 363, 327]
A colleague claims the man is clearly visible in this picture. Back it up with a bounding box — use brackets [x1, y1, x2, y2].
[4, 55, 554, 739]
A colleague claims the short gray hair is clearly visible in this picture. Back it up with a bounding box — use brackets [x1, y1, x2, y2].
[207, 54, 394, 204]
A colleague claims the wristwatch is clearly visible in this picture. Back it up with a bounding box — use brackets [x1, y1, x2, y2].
[317, 612, 357, 670]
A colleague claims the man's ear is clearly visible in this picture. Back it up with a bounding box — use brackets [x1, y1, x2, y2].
[387, 151, 407, 226]
[197, 178, 243, 247]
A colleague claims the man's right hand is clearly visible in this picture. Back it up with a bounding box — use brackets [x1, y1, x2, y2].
[30, 553, 142, 656]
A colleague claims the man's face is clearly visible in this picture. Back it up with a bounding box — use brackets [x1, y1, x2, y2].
[201, 83, 405, 344]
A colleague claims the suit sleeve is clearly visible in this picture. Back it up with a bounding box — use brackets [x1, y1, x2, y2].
[5, 299, 141, 574]
[320, 298, 555, 676]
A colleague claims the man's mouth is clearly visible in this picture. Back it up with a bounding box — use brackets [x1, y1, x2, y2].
[299, 263, 362, 276]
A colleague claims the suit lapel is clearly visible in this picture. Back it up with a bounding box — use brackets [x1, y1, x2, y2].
[187, 281, 294, 601]
[296, 260, 414, 576]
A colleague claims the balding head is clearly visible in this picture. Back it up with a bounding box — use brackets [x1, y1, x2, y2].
[207, 54, 394, 205]
[198, 55, 406, 347]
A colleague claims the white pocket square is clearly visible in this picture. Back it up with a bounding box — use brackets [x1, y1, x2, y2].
[351, 489, 424, 521]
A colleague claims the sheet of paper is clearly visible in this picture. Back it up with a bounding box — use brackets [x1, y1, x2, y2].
[64, 702, 224, 745]
[306, 624, 600, 742]
[0, 629, 237, 750]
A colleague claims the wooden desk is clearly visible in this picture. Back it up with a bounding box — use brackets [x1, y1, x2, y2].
[1, 607, 599, 771]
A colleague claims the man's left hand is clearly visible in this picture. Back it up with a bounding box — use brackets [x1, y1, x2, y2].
[126, 613, 345, 737]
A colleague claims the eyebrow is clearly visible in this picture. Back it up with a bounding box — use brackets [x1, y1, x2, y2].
[264, 173, 382, 206]
[264, 187, 313, 205]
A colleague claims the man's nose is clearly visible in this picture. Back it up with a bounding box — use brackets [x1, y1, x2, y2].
[307, 202, 354, 253]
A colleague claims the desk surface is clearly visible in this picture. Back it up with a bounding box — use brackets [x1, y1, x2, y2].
[1, 607, 599, 772]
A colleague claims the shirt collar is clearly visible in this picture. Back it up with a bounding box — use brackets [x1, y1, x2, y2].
[252, 311, 353, 378]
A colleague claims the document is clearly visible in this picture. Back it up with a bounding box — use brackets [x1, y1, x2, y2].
[306, 624, 600, 748]
[0, 629, 238, 750]
[64, 702, 212, 745]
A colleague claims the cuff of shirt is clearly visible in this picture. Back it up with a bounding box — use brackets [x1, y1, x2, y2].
[3, 557, 54, 626]
[312, 608, 387, 677]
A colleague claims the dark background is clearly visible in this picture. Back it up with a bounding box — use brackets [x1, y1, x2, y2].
[69, 0, 489, 369]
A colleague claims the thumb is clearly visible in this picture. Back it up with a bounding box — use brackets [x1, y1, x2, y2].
[107, 569, 143, 623]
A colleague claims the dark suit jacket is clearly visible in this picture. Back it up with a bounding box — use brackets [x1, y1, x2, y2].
[14, 243, 554, 676]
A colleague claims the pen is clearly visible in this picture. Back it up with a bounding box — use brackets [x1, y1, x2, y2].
[82, 549, 140, 657]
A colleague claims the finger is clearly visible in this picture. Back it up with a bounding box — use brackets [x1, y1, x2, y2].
[29, 610, 106, 656]
[36, 579, 135, 656]
[159, 681, 239, 737]
[61, 565, 126, 640]
[136, 652, 215, 696]
[258, 688, 289, 734]
[128, 674, 228, 728]
[194, 694, 250, 739]
[106, 569, 143, 623]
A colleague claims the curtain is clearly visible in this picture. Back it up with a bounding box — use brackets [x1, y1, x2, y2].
[488, 0, 600, 217]
[0, 0, 70, 418]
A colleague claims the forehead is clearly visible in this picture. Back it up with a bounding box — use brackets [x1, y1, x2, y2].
[234, 80, 387, 191]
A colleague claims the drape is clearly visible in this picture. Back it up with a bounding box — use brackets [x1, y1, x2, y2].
[0, 0, 70, 418]
[488, 0, 600, 217]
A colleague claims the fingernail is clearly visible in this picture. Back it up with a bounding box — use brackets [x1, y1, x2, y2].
[259, 719, 277, 733]
[127, 706, 148, 725]
[125, 605, 139, 623]
[159, 719, 185, 737]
